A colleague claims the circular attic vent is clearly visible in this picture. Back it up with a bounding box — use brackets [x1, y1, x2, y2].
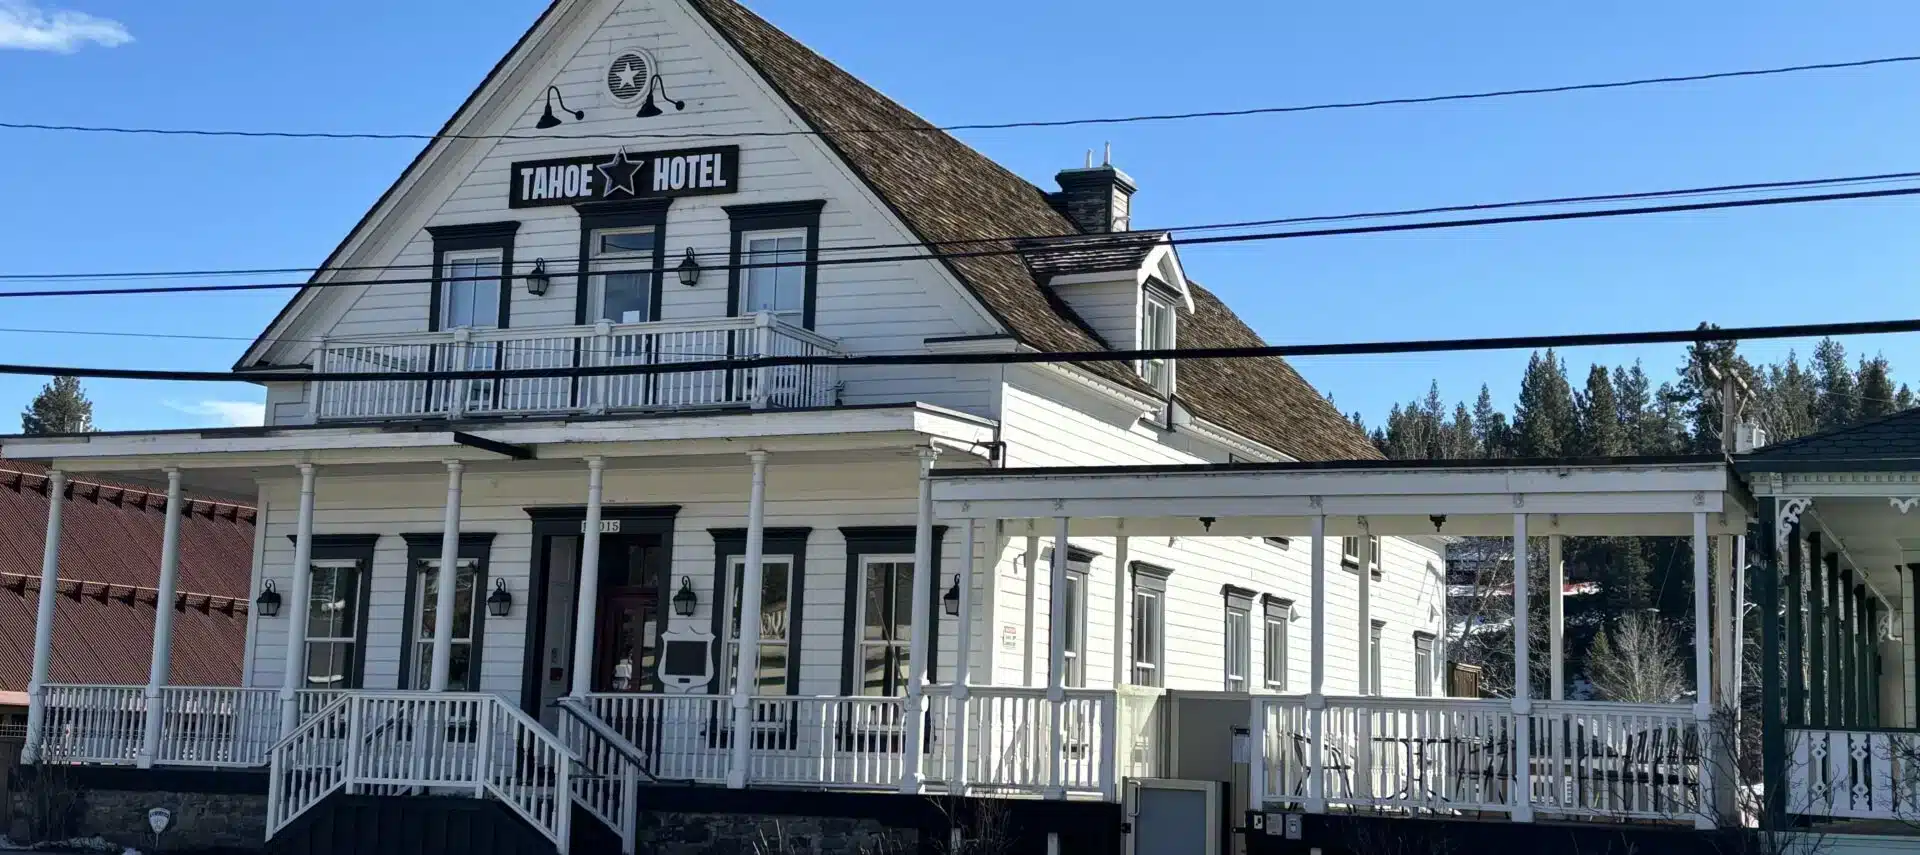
[605, 49, 655, 104]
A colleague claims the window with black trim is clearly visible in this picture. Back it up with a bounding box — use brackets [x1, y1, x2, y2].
[427, 222, 517, 332]
[1413, 632, 1436, 697]
[840, 526, 944, 696]
[712, 528, 811, 697]
[1224, 586, 1255, 692]
[726, 201, 824, 329]
[290, 534, 378, 690]
[574, 199, 668, 326]
[1263, 595, 1291, 691]
[399, 533, 494, 691]
[1131, 562, 1172, 687]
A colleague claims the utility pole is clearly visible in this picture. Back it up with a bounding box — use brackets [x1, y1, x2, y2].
[1702, 360, 1753, 456]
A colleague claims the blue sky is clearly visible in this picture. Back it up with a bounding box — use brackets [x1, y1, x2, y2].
[0, 0, 1916, 432]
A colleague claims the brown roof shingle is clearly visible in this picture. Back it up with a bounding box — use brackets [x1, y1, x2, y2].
[687, 0, 1378, 461]
[0, 462, 255, 692]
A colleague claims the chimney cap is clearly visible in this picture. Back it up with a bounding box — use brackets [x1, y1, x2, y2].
[1054, 164, 1137, 193]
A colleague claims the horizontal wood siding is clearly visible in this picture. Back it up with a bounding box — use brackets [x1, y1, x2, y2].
[248, 457, 963, 702]
[991, 367, 1447, 694]
[1049, 280, 1138, 351]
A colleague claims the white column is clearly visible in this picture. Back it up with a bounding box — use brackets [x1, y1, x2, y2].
[1733, 535, 1747, 706]
[1306, 513, 1327, 814]
[1046, 515, 1070, 800]
[1716, 534, 1736, 707]
[22, 469, 67, 764]
[428, 460, 465, 692]
[1692, 511, 1717, 830]
[1022, 534, 1039, 687]
[1511, 513, 1532, 823]
[981, 521, 1002, 685]
[279, 464, 318, 736]
[726, 451, 770, 789]
[949, 517, 978, 792]
[900, 447, 939, 794]
[1112, 534, 1131, 685]
[138, 467, 186, 768]
[241, 490, 269, 689]
[1549, 534, 1565, 701]
[569, 457, 607, 697]
[1356, 527, 1372, 694]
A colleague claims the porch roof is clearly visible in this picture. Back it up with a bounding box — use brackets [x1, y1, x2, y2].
[931, 455, 1751, 537]
[1738, 408, 1920, 473]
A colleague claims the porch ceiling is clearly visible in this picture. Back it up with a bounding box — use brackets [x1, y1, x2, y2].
[1794, 495, 1920, 600]
[932, 457, 1752, 538]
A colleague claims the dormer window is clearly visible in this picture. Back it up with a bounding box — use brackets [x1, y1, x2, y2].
[1140, 288, 1176, 394]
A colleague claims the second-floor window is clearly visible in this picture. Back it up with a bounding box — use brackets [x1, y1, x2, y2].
[441, 252, 502, 329]
[1341, 535, 1383, 580]
[1139, 290, 1175, 393]
[589, 228, 657, 324]
[738, 230, 808, 326]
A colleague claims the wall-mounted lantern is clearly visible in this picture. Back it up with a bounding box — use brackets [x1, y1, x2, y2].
[525, 258, 552, 296]
[485, 579, 513, 618]
[943, 576, 961, 617]
[677, 247, 702, 287]
[255, 580, 282, 618]
[673, 576, 698, 617]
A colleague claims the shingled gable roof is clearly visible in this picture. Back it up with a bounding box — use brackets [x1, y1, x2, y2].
[685, 0, 1379, 461]
[1738, 407, 1920, 471]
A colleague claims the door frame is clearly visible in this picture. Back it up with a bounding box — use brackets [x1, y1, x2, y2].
[521, 504, 680, 718]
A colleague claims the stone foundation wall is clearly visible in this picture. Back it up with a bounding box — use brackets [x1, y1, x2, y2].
[6, 767, 267, 854]
[634, 810, 918, 855]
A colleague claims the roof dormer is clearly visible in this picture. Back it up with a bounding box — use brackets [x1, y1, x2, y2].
[1017, 230, 1192, 397]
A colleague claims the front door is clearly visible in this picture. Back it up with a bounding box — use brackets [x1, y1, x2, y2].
[595, 591, 660, 692]
[529, 525, 673, 725]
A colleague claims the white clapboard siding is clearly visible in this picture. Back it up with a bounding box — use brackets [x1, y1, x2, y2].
[988, 366, 1447, 695]
[249, 457, 965, 704]
[1050, 280, 1142, 352]
[263, 0, 1003, 425]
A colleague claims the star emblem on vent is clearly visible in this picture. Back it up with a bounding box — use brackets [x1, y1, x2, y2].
[606, 53, 649, 101]
[597, 149, 646, 198]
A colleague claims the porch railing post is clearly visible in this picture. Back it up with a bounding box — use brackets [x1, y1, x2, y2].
[727, 451, 771, 789]
[750, 312, 774, 410]
[279, 464, 319, 737]
[1511, 512, 1533, 823]
[139, 467, 187, 769]
[1692, 511, 1718, 830]
[1247, 698, 1266, 814]
[1098, 692, 1118, 802]
[1306, 513, 1326, 814]
[22, 469, 67, 765]
[900, 447, 939, 794]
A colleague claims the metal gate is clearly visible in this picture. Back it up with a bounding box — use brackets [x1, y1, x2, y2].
[1125, 779, 1220, 855]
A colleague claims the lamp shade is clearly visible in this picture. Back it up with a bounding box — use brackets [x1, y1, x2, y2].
[485, 579, 512, 618]
[256, 580, 282, 618]
[677, 247, 701, 286]
[673, 576, 698, 617]
[942, 576, 961, 617]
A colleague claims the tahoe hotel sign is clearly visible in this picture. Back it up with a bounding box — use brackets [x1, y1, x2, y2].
[509, 145, 740, 208]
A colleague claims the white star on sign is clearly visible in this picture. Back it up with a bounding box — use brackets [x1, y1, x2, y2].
[597, 148, 646, 197]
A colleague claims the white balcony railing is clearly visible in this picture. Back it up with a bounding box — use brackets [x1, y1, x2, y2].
[314, 313, 841, 421]
[1789, 727, 1920, 820]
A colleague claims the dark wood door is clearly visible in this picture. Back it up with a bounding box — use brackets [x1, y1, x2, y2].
[594, 590, 661, 692]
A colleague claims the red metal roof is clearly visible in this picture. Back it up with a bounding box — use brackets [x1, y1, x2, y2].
[0, 461, 256, 691]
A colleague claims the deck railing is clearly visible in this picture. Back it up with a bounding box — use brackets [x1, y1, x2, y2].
[154, 686, 281, 767]
[1254, 696, 1704, 823]
[37, 684, 146, 764]
[314, 313, 840, 421]
[1788, 727, 1920, 820]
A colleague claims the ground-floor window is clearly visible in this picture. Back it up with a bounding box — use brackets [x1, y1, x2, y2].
[855, 555, 915, 696]
[305, 559, 364, 689]
[1130, 562, 1172, 687]
[1223, 586, 1255, 692]
[1263, 595, 1291, 691]
[724, 554, 794, 696]
[1368, 620, 1386, 696]
[1061, 564, 1089, 687]
[398, 533, 494, 691]
[1414, 632, 1436, 697]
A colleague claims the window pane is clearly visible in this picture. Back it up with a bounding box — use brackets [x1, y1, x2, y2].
[888, 562, 913, 643]
[760, 561, 790, 642]
[442, 257, 501, 329]
[598, 273, 651, 324]
[600, 231, 655, 254]
[863, 566, 890, 642]
[306, 642, 353, 687]
[756, 642, 787, 694]
[742, 235, 807, 322]
[308, 565, 358, 639]
[1063, 575, 1081, 654]
[860, 645, 894, 696]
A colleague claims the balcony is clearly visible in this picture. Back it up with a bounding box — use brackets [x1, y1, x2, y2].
[312, 313, 841, 422]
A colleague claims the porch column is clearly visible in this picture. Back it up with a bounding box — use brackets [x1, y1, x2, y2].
[1112, 533, 1130, 685]
[1306, 513, 1327, 814]
[21, 469, 67, 765]
[1826, 552, 1842, 726]
[1758, 497, 1786, 829]
[1715, 534, 1735, 708]
[1510, 513, 1532, 823]
[1734, 536, 1748, 705]
[949, 517, 978, 792]
[1021, 534, 1039, 687]
[1356, 524, 1371, 694]
[1548, 534, 1564, 701]
[137, 467, 186, 768]
[1691, 511, 1716, 830]
[1785, 523, 1804, 727]
[568, 456, 607, 697]
[1808, 532, 1825, 727]
[279, 464, 318, 736]
[900, 447, 938, 794]
[1045, 515, 1071, 800]
[1866, 597, 1881, 727]
[726, 450, 770, 790]
[428, 460, 465, 692]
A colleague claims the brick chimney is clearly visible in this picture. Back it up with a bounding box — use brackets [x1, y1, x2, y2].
[1051, 146, 1136, 233]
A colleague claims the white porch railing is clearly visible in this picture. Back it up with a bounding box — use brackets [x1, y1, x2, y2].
[582, 693, 731, 784]
[314, 314, 841, 421]
[154, 686, 281, 767]
[1254, 696, 1703, 823]
[1788, 727, 1920, 820]
[944, 687, 1116, 799]
[266, 692, 575, 849]
[38, 684, 146, 764]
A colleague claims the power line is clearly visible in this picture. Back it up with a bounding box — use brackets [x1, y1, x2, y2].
[3, 54, 1915, 144]
[11, 316, 1920, 385]
[6, 168, 1919, 283]
[7, 181, 1920, 301]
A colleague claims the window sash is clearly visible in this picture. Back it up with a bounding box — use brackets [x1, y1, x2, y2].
[305, 559, 363, 689]
[1263, 616, 1288, 690]
[1139, 295, 1174, 390]
[1225, 606, 1250, 691]
[1414, 636, 1435, 697]
[1368, 622, 1385, 696]
[723, 555, 794, 695]
[1062, 570, 1088, 687]
[855, 556, 915, 697]
[1131, 590, 1162, 687]
[439, 251, 502, 329]
[408, 558, 481, 691]
[588, 227, 657, 324]
[739, 230, 808, 325]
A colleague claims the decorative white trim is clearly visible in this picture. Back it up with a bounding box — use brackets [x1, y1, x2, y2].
[1777, 497, 1812, 550]
[1892, 497, 1920, 514]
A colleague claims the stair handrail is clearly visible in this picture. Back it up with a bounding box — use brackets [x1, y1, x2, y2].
[264, 694, 354, 839]
[555, 698, 648, 773]
[555, 697, 654, 855]
[480, 695, 580, 853]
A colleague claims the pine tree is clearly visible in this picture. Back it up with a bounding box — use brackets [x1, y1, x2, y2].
[1513, 350, 1577, 457]
[1671, 330, 1753, 455]
[1448, 402, 1478, 459]
[1813, 338, 1858, 431]
[20, 375, 94, 435]
[1758, 351, 1818, 442]
[1612, 362, 1654, 453]
[1857, 354, 1896, 421]
[1899, 384, 1915, 412]
[1472, 384, 1512, 458]
[1574, 364, 1622, 457]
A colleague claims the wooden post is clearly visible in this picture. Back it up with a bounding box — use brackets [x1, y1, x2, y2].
[569, 457, 606, 697]
[1827, 552, 1842, 727]
[1511, 513, 1532, 823]
[726, 451, 770, 789]
[949, 517, 977, 793]
[1759, 498, 1786, 830]
[1786, 523, 1803, 727]
[279, 464, 318, 737]
[139, 468, 187, 768]
[1306, 513, 1327, 814]
[21, 469, 66, 765]
[428, 460, 465, 691]
[1047, 516, 1071, 800]
[1548, 534, 1564, 701]
[1808, 533, 1825, 728]
[900, 447, 939, 794]
[1691, 511, 1716, 830]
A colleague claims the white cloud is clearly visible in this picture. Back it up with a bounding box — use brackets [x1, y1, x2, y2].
[166, 400, 265, 428]
[0, 1, 131, 53]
